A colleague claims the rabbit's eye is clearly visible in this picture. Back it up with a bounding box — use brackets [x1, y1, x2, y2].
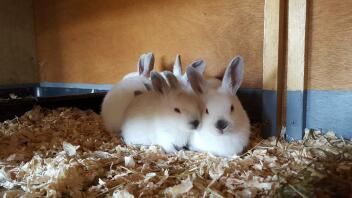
[230, 105, 234, 112]
[174, 108, 181, 113]
[205, 108, 209, 114]
[134, 90, 142, 96]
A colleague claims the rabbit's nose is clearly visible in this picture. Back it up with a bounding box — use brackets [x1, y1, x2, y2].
[190, 120, 200, 129]
[215, 119, 229, 130]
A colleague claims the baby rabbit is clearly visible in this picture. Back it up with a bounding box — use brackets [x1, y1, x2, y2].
[171, 54, 221, 90]
[121, 71, 203, 153]
[101, 53, 154, 134]
[187, 56, 250, 157]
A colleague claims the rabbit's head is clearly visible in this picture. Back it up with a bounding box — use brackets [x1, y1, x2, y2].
[151, 71, 203, 132]
[187, 56, 249, 136]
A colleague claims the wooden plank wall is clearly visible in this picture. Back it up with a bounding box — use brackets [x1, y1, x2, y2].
[262, 0, 286, 137]
[33, 0, 264, 88]
[285, 0, 308, 140]
[0, 0, 37, 85]
[284, 0, 352, 139]
[304, 0, 352, 138]
[307, 0, 352, 90]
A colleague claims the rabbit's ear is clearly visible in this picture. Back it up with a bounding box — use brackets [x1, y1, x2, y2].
[183, 59, 206, 82]
[164, 71, 180, 90]
[143, 82, 152, 91]
[189, 59, 206, 74]
[186, 66, 207, 95]
[151, 72, 169, 94]
[138, 52, 155, 77]
[137, 54, 145, 72]
[173, 54, 182, 76]
[221, 56, 244, 95]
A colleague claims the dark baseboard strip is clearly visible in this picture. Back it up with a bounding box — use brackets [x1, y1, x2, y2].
[262, 90, 278, 138]
[0, 82, 113, 90]
[0, 83, 39, 89]
[3, 83, 350, 139]
[0, 82, 263, 126]
[237, 88, 262, 124]
[39, 82, 113, 90]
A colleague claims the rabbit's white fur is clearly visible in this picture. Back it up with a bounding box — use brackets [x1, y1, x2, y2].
[187, 56, 250, 157]
[101, 53, 154, 134]
[121, 72, 203, 153]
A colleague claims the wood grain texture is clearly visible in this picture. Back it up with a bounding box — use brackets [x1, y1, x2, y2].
[262, 0, 286, 137]
[263, 0, 284, 91]
[0, 0, 37, 85]
[285, 0, 307, 139]
[307, 0, 352, 90]
[33, 0, 264, 88]
[286, 0, 307, 91]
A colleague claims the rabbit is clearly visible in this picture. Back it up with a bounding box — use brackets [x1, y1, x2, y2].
[122, 52, 155, 80]
[101, 53, 154, 134]
[186, 56, 251, 157]
[171, 54, 221, 91]
[121, 71, 203, 153]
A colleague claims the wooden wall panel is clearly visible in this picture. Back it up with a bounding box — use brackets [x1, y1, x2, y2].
[262, 0, 286, 137]
[285, 0, 308, 140]
[0, 0, 37, 85]
[307, 0, 352, 90]
[33, 0, 264, 88]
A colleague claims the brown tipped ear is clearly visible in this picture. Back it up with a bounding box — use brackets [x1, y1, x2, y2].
[186, 66, 207, 95]
[189, 59, 206, 74]
[138, 52, 154, 77]
[137, 54, 145, 74]
[164, 71, 180, 90]
[221, 56, 244, 95]
[173, 54, 182, 76]
[151, 72, 169, 94]
[183, 59, 206, 83]
[143, 82, 152, 91]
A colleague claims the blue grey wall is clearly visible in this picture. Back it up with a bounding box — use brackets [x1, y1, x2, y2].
[286, 90, 352, 139]
[306, 91, 352, 139]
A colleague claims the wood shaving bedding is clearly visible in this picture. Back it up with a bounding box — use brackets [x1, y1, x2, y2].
[0, 106, 351, 197]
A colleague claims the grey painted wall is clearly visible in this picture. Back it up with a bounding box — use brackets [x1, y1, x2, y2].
[306, 91, 352, 139]
[286, 90, 352, 139]
[0, 0, 37, 85]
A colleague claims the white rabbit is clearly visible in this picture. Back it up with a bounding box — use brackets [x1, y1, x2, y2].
[187, 56, 250, 157]
[121, 71, 203, 153]
[122, 52, 154, 80]
[101, 53, 154, 134]
[171, 54, 221, 91]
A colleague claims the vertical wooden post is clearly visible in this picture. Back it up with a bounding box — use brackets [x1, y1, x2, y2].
[286, 0, 308, 139]
[262, 0, 285, 137]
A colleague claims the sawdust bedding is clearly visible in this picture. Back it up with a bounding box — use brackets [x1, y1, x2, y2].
[0, 106, 351, 197]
